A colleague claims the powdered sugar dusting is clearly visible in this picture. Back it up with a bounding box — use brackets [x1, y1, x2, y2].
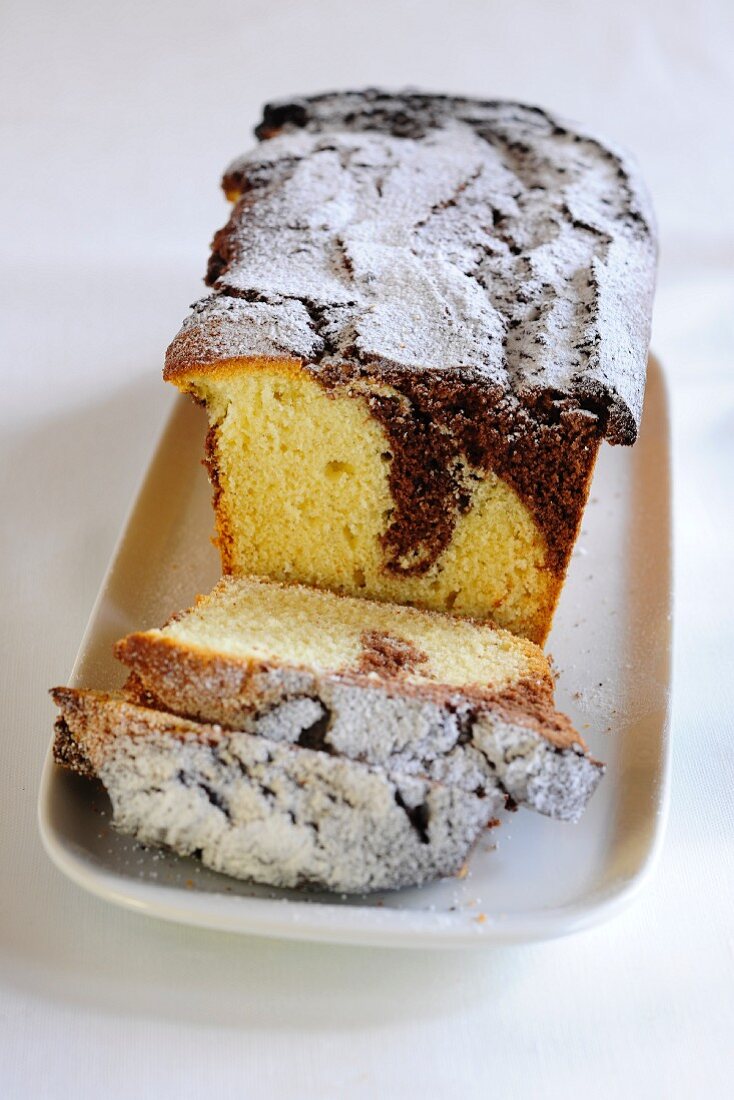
[56, 690, 499, 893]
[166, 90, 656, 444]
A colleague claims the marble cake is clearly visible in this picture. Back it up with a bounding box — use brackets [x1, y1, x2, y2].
[165, 89, 657, 642]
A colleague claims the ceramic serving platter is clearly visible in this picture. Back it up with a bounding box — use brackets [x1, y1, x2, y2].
[38, 357, 672, 948]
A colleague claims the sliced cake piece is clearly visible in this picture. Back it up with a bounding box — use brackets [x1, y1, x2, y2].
[51, 688, 500, 893]
[116, 576, 604, 823]
[165, 89, 656, 643]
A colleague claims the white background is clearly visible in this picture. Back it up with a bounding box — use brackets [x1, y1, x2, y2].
[2, 1, 733, 1096]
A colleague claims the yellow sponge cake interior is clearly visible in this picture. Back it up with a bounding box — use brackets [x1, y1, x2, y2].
[188, 361, 566, 644]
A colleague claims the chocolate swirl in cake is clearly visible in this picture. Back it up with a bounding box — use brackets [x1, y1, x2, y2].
[166, 89, 656, 576]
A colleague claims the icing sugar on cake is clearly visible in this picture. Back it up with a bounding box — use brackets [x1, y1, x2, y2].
[169, 89, 656, 445]
[52, 688, 501, 893]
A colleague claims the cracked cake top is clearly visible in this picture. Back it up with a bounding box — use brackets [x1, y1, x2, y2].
[165, 88, 657, 444]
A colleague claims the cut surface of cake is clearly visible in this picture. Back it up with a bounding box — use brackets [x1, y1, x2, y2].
[52, 688, 501, 893]
[165, 89, 657, 643]
[115, 575, 604, 823]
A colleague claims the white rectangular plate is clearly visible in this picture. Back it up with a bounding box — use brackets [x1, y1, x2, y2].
[38, 358, 672, 948]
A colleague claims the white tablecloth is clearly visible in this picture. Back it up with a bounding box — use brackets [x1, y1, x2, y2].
[2, 1, 732, 1096]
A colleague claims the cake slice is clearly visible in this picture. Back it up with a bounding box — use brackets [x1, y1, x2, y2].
[165, 89, 656, 643]
[51, 688, 500, 893]
[115, 575, 604, 823]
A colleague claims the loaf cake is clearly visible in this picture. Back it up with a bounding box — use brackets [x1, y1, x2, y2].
[115, 576, 603, 823]
[165, 89, 657, 643]
[52, 688, 500, 893]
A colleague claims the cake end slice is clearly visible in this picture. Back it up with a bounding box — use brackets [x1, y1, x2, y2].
[51, 687, 501, 893]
